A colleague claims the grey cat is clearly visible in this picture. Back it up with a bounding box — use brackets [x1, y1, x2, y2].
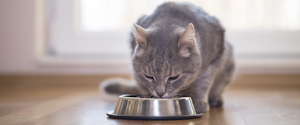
[101, 2, 235, 113]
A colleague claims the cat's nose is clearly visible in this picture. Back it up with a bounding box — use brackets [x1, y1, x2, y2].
[156, 92, 165, 97]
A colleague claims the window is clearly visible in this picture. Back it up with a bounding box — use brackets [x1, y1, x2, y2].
[44, 0, 300, 62]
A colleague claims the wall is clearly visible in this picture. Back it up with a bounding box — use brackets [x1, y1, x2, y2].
[0, 0, 36, 74]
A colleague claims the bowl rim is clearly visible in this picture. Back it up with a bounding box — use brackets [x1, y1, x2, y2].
[119, 94, 192, 100]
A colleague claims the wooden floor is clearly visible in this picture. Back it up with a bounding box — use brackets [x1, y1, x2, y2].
[0, 75, 300, 125]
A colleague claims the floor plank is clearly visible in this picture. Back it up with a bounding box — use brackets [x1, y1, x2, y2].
[0, 78, 300, 125]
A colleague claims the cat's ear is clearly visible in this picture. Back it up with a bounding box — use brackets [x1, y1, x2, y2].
[133, 24, 148, 47]
[178, 23, 197, 58]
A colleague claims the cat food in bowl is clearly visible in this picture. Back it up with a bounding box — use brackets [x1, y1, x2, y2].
[106, 94, 202, 120]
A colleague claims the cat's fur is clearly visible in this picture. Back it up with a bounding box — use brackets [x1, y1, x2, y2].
[100, 2, 235, 113]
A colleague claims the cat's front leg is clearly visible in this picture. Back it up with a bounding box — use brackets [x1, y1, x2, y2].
[187, 76, 212, 113]
[186, 58, 221, 113]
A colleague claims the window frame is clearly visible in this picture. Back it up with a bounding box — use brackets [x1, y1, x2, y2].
[34, 0, 300, 74]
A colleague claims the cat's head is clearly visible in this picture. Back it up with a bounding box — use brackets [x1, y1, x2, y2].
[132, 23, 202, 98]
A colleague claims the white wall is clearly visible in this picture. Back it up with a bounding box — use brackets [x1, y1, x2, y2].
[0, 0, 36, 74]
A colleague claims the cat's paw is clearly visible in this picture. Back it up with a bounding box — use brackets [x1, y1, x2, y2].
[194, 101, 209, 113]
[139, 93, 154, 98]
[208, 95, 223, 107]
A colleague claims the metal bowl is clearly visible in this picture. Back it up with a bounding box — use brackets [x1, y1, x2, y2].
[107, 94, 202, 120]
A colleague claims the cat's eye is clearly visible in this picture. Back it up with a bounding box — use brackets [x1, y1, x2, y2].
[168, 75, 179, 81]
[144, 74, 154, 80]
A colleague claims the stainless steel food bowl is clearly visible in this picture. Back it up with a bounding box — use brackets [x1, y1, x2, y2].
[107, 94, 202, 120]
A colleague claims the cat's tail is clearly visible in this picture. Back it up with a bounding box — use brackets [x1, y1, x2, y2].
[99, 77, 141, 101]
